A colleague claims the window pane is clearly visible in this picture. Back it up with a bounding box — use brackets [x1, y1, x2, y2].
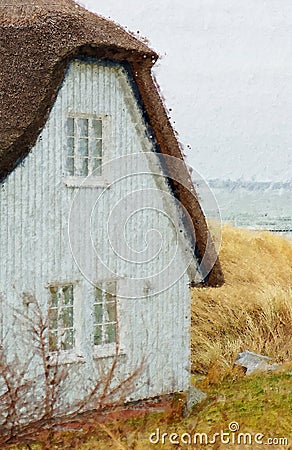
[67, 157, 74, 176]
[105, 302, 116, 323]
[91, 158, 102, 176]
[94, 325, 102, 346]
[79, 138, 88, 157]
[60, 307, 73, 329]
[63, 285, 73, 305]
[95, 287, 102, 302]
[105, 281, 116, 300]
[49, 286, 58, 306]
[49, 331, 58, 352]
[92, 119, 102, 138]
[94, 303, 103, 324]
[104, 323, 116, 344]
[82, 158, 88, 176]
[91, 139, 102, 158]
[66, 117, 74, 136]
[56, 288, 62, 305]
[61, 329, 74, 350]
[75, 157, 88, 177]
[48, 308, 58, 330]
[67, 137, 74, 157]
[78, 118, 88, 137]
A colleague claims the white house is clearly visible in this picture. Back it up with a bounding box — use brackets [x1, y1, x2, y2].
[0, 0, 223, 420]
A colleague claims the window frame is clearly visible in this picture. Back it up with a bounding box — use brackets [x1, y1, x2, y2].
[63, 113, 111, 188]
[47, 281, 84, 364]
[48, 284, 74, 353]
[93, 280, 124, 359]
[46, 279, 125, 363]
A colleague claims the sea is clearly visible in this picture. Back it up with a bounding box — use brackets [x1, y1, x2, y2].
[194, 179, 292, 238]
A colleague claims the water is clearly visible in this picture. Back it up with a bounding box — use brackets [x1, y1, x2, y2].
[195, 180, 292, 238]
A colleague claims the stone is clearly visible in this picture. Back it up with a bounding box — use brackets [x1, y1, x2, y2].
[235, 350, 278, 375]
[183, 386, 207, 417]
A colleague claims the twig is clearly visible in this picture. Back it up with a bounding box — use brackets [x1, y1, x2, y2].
[98, 423, 129, 450]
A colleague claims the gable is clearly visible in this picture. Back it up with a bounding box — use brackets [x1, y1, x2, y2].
[0, 59, 201, 299]
[1, 55, 224, 290]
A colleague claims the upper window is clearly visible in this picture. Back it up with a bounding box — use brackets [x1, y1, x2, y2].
[64, 114, 110, 187]
[48, 284, 74, 352]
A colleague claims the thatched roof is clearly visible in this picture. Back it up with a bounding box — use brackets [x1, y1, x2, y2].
[0, 0, 224, 286]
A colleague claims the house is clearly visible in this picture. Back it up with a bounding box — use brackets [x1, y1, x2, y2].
[0, 0, 223, 418]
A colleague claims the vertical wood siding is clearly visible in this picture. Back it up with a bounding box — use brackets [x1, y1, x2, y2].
[0, 60, 192, 401]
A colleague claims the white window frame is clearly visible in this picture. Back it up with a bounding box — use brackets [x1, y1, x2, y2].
[63, 113, 111, 188]
[47, 281, 84, 364]
[93, 279, 125, 359]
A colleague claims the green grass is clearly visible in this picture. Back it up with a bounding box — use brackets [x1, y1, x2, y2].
[8, 369, 292, 449]
[193, 370, 292, 437]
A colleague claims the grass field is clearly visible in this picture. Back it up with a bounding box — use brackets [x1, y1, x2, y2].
[8, 226, 292, 449]
[191, 225, 292, 374]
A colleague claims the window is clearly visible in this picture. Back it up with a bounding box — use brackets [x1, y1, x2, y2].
[66, 115, 105, 178]
[48, 285, 74, 352]
[93, 281, 117, 347]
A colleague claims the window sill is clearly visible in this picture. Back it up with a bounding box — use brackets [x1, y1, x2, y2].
[63, 176, 111, 188]
[93, 344, 126, 360]
[48, 352, 86, 366]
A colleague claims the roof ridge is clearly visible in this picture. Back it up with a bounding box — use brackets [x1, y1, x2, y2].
[0, 0, 91, 22]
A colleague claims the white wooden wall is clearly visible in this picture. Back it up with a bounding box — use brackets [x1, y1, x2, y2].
[0, 60, 193, 404]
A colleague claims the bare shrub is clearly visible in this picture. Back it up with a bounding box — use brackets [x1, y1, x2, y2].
[0, 299, 144, 447]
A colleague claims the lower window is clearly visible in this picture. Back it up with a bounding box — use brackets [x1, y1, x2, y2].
[93, 281, 117, 347]
[48, 284, 74, 352]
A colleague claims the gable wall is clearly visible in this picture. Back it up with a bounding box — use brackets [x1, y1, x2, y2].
[0, 60, 192, 402]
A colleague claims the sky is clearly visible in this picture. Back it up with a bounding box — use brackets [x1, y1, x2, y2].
[79, 0, 292, 182]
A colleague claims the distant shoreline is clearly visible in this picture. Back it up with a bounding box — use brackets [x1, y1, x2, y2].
[193, 178, 292, 236]
[222, 222, 292, 237]
[207, 179, 292, 191]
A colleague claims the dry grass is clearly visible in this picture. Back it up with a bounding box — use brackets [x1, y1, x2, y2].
[191, 225, 292, 374]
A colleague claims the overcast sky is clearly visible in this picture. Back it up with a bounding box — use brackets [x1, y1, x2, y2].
[80, 0, 292, 182]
